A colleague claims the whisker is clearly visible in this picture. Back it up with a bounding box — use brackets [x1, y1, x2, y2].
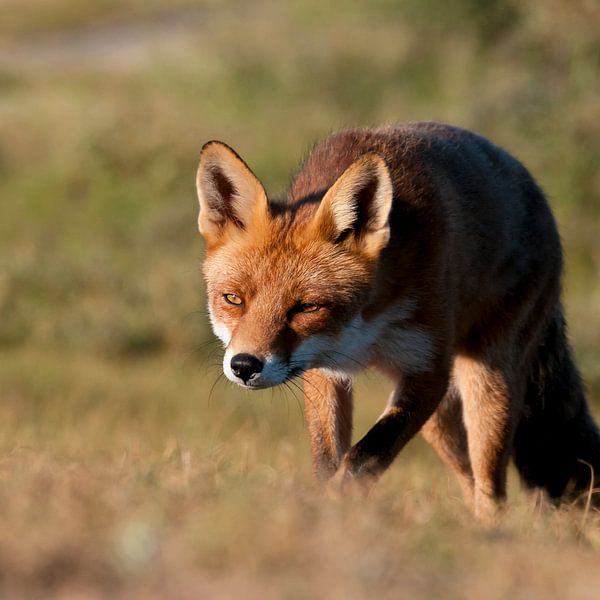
[207, 372, 226, 406]
[283, 381, 305, 420]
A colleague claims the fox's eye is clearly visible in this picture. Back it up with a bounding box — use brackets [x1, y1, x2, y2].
[288, 302, 322, 320]
[299, 303, 319, 313]
[224, 293, 243, 306]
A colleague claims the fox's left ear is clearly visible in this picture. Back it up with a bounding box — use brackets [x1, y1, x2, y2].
[196, 141, 269, 247]
[311, 154, 393, 257]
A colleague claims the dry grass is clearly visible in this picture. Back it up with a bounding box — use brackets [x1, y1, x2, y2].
[1, 0, 600, 597]
[3, 349, 600, 599]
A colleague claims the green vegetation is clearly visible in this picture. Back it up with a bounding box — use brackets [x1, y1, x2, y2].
[1, 0, 599, 596]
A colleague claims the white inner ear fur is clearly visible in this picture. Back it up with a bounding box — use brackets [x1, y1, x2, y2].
[196, 142, 267, 238]
[317, 153, 393, 244]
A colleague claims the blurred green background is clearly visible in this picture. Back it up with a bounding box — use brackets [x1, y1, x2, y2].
[1, 1, 600, 597]
[1, 0, 600, 370]
[2, 0, 600, 373]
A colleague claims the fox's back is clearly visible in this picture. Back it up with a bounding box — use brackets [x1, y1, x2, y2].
[288, 123, 562, 344]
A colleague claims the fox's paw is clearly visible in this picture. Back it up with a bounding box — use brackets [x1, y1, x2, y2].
[326, 456, 375, 499]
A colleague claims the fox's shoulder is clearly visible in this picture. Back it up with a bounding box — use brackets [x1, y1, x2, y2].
[287, 122, 510, 205]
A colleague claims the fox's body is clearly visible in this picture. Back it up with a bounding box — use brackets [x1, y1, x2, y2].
[196, 122, 600, 519]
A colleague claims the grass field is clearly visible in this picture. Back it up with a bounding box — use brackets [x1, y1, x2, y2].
[1, 1, 600, 597]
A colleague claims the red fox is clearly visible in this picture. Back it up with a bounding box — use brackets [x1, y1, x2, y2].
[195, 122, 600, 519]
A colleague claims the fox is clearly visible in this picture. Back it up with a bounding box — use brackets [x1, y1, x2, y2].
[195, 122, 600, 520]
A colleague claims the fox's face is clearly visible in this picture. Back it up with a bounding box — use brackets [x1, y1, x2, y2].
[196, 142, 393, 388]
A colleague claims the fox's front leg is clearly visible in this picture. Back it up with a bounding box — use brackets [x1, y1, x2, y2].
[302, 369, 353, 482]
[335, 367, 449, 488]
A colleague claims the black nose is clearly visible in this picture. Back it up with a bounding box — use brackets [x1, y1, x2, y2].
[230, 353, 264, 383]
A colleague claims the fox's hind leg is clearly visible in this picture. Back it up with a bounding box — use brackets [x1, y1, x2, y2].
[421, 386, 474, 508]
[454, 354, 524, 521]
[302, 369, 353, 482]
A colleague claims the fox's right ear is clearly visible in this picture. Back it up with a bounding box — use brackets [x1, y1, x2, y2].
[310, 153, 393, 258]
[196, 141, 269, 247]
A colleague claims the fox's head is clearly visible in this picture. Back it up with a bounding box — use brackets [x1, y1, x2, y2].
[196, 141, 393, 388]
